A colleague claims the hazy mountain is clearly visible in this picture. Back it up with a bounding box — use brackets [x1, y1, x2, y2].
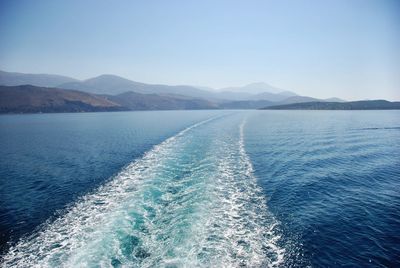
[248, 92, 294, 102]
[107, 91, 219, 110]
[215, 82, 299, 102]
[58, 74, 216, 99]
[58, 74, 307, 102]
[277, 90, 298, 97]
[214, 89, 300, 102]
[0, 85, 123, 113]
[0, 70, 346, 105]
[273, 96, 346, 104]
[220, 100, 275, 109]
[1, 84, 396, 113]
[275, 95, 320, 104]
[213, 91, 254, 101]
[0, 70, 78, 87]
[220, 82, 294, 95]
[0, 84, 219, 113]
[324, 97, 345, 102]
[262, 100, 400, 110]
[221, 95, 347, 109]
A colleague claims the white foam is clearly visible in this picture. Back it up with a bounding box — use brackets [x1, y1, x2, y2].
[1, 116, 220, 267]
[1, 114, 286, 268]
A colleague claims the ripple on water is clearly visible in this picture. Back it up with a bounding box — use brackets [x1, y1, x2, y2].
[1, 115, 285, 268]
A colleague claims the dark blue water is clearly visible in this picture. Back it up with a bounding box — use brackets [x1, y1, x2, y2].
[0, 111, 221, 252]
[0, 110, 399, 267]
[245, 111, 400, 267]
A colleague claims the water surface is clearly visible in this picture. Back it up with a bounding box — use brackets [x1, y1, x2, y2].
[1, 110, 399, 267]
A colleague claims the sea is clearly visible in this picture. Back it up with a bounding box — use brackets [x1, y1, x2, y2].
[0, 110, 399, 267]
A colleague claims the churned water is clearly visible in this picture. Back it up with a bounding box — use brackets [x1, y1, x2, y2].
[0, 110, 399, 267]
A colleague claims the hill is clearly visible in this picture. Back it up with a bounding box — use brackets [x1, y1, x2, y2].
[106, 91, 219, 110]
[0, 85, 219, 113]
[0, 70, 346, 106]
[262, 100, 400, 110]
[0, 85, 124, 113]
[0, 70, 78, 87]
[220, 100, 275, 109]
[0, 71, 307, 102]
[219, 82, 295, 95]
[216, 82, 298, 101]
[58, 74, 216, 99]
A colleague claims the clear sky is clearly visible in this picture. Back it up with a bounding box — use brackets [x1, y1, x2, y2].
[0, 0, 399, 100]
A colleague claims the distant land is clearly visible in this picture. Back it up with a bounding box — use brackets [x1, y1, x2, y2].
[0, 70, 398, 113]
[0, 85, 124, 113]
[262, 100, 400, 110]
[0, 70, 78, 87]
[0, 85, 218, 113]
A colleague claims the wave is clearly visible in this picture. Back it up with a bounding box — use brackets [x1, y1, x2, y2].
[358, 126, 400, 131]
[1, 115, 284, 267]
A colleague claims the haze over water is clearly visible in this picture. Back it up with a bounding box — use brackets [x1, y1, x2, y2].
[1, 110, 399, 267]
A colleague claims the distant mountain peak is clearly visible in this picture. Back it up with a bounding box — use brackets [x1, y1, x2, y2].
[86, 74, 127, 80]
[0, 70, 78, 87]
[0, 70, 348, 105]
[220, 82, 296, 95]
[84, 74, 141, 84]
[243, 82, 273, 88]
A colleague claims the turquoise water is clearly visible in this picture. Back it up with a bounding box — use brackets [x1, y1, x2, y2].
[1, 110, 399, 267]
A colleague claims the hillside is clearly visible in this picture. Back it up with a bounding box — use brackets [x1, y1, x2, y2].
[220, 100, 275, 109]
[0, 71, 300, 102]
[0, 85, 219, 113]
[0, 85, 124, 113]
[106, 91, 219, 110]
[0, 71, 354, 111]
[220, 82, 294, 95]
[0, 71, 78, 87]
[58, 74, 216, 99]
[262, 100, 400, 110]
[0, 84, 398, 113]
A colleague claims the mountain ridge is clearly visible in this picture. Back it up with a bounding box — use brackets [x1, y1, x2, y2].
[0, 84, 398, 113]
[0, 85, 220, 113]
[0, 70, 343, 103]
[0, 70, 355, 109]
[0, 70, 78, 87]
[262, 100, 400, 110]
[0, 85, 124, 113]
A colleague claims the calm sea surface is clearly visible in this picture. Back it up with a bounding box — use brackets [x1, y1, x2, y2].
[0, 110, 399, 267]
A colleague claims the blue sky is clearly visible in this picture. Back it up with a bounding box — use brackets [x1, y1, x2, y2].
[0, 0, 399, 100]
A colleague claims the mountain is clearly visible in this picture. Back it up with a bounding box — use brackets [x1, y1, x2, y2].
[220, 82, 295, 95]
[213, 91, 254, 101]
[106, 91, 219, 110]
[274, 95, 320, 104]
[59, 75, 307, 103]
[324, 97, 345, 102]
[0, 85, 219, 113]
[0, 70, 78, 87]
[0, 70, 347, 106]
[58, 74, 216, 99]
[1, 84, 396, 113]
[278, 90, 298, 97]
[220, 100, 275, 109]
[262, 100, 400, 110]
[0, 85, 124, 113]
[220, 95, 343, 109]
[215, 82, 299, 102]
[248, 91, 297, 102]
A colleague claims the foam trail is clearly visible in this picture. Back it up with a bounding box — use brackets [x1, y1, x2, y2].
[1, 114, 285, 267]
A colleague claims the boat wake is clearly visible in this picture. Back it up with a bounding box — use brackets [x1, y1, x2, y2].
[2, 114, 285, 267]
